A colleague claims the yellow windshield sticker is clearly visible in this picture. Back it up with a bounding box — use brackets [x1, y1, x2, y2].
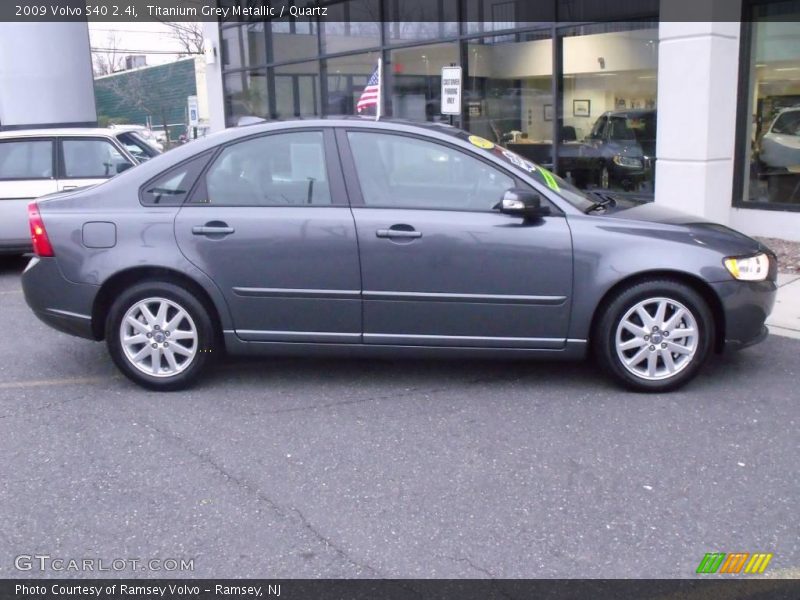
[468, 135, 495, 150]
[539, 168, 560, 191]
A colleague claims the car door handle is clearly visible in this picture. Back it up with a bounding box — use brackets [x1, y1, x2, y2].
[192, 225, 235, 236]
[62, 185, 78, 190]
[376, 227, 422, 239]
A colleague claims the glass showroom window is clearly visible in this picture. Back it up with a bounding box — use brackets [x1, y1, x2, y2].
[326, 52, 381, 115]
[384, 0, 458, 43]
[220, 23, 266, 70]
[224, 70, 269, 126]
[274, 61, 321, 118]
[389, 43, 459, 122]
[465, 0, 554, 35]
[321, 0, 381, 55]
[270, 18, 319, 64]
[559, 22, 659, 194]
[742, 1, 800, 207]
[465, 30, 553, 167]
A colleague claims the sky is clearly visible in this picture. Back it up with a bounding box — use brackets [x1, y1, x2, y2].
[87, 22, 193, 69]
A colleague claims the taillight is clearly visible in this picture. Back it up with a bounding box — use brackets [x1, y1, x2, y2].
[28, 202, 55, 257]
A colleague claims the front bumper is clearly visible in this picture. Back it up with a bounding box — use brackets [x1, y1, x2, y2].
[21, 257, 99, 340]
[710, 279, 777, 351]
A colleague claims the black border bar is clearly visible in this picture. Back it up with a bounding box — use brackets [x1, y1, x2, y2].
[3, 579, 800, 600]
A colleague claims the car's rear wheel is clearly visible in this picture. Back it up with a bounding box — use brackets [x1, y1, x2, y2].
[594, 279, 714, 392]
[106, 281, 215, 391]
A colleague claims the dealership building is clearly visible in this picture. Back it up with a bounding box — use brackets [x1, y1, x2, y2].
[201, 0, 800, 240]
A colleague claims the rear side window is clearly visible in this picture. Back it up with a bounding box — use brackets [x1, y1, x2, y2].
[61, 138, 133, 179]
[0, 140, 53, 180]
[198, 131, 332, 206]
[140, 152, 212, 206]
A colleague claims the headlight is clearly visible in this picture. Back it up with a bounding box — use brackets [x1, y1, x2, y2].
[723, 253, 770, 281]
[612, 155, 643, 169]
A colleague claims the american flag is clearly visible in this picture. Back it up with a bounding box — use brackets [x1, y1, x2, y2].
[356, 65, 381, 113]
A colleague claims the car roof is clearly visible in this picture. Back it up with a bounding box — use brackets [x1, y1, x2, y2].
[0, 127, 122, 139]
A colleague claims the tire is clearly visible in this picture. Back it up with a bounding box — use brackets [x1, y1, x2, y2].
[106, 281, 216, 391]
[600, 165, 611, 189]
[593, 279, 714, 392]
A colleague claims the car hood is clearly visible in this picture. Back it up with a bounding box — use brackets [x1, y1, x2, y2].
[599, 201, 771, 256]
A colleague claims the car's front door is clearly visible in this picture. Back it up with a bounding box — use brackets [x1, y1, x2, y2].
[340, 130, 573, 348]
[174, 128, 362, 343]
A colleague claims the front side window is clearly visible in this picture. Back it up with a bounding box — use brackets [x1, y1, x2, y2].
[0, 140, 53, 180]
[347, 131, 514, 211]
[202, 131, 331, 206]
[62, 138, 133, 179]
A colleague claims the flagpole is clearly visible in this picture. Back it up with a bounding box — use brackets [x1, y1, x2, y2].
[375, 57, 382, 122]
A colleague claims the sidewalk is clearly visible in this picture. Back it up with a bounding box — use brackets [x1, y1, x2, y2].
[768, 273, 800, 340]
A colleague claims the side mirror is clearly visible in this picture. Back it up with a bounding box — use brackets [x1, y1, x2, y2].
[116, 162, 134, 174]
[494, 188, 551, 220]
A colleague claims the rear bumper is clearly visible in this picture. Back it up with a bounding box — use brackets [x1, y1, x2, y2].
[21, 256, 99, 340]
[710, 279, 777, 351]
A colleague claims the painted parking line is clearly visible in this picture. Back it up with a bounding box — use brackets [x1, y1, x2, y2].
[0, 289, 22, 295]
[0, 376, 111, 390]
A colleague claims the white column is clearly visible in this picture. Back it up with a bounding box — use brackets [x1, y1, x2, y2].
[202, 22, 226, 133]
[655, 1, 742, 225]
[0, 22, 96, 128]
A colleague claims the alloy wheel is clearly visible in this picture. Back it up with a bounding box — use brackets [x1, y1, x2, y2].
[119, 297, 198, 378]
[614, 296, 699, 381]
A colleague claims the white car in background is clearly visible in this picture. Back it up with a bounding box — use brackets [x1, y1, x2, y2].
[0, 128, 158, 254]
[759, 107, 800, 170]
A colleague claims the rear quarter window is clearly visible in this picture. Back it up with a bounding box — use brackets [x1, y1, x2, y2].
[140, 152, 213, 206]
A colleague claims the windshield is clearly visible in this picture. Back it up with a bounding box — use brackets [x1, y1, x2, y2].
[116, 131, 160, 162]
[461, 133, 595, 212]
[771, 111, 800, 136]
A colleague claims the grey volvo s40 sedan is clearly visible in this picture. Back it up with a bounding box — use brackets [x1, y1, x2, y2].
[21, 119, 777, 392]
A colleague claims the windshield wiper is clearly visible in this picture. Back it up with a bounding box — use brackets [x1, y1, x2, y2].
[585, 190, 618, 213]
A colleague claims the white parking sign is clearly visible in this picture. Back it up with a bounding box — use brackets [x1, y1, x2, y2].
[440, 66, 462, 115]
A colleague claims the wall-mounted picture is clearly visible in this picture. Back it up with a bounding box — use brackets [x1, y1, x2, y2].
[543, 104, 554, 121]
[573, 99, 591, 117]
[615, 97, 627, 110]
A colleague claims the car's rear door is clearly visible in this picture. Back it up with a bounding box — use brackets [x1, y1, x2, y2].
[56, 136, 134, 191]
[339, 129, 573, 348]
[0, 137, 58, 250]
[174, 128, 362, 343]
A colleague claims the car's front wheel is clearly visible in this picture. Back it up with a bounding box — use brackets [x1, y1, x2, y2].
[594, 279, 714, 392]
[106, 281, 215, 391]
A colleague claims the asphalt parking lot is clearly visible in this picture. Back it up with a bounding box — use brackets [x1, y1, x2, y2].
[0, 255, 798, 579]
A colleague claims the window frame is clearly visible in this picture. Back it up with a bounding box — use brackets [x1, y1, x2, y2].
[187, 127, 348, 207]
[57, 136, 134, 181]
[0, 137, 56, 182]
[336, 128, 546, 213]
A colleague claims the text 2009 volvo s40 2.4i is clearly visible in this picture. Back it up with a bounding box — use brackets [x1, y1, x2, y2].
[21, 119, 777, 392]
